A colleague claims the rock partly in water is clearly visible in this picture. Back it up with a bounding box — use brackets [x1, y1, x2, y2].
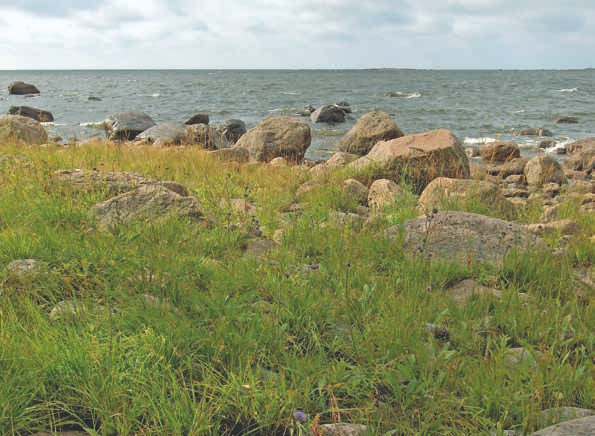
[8, 81, 40, 95]
[480, 141, 521, 163]
[105, 112, 156, 141]
[310, 105, 346, 124]
[350, 129, 470, 194]
[555, 116, 579, 124]
[0, 115, 48, 145]
[337, 111, 404, 156]
[88, 184, 202, 229]
[235, 115, 311, 163]
[517, 127, 553, 137]
[8, 105, 54, 123]
[184, 113, 209, 125]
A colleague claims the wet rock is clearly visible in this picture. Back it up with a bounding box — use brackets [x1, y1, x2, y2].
[336, 111, 404, 155]
[104, 111, 156, 141]
[0, 114, 48, 145]
[184, 113, 209, 125]
[8, 81, 40, 95]
[555, 116, 579, 124]
[350, 129, 470, 194]
[235, 115, 311, 163]
[310, 104, 346, 124]
[517, 127, 553, 137]
[8, 105, 54, 122]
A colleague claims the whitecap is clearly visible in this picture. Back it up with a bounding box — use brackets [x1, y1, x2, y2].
[558, 88, 577, 93]
[80, 121, 107, 129]
[151, 93, 160, 97]
[543, 137, 573, 154]
[463, 137, 497, 145]
[280, 91, 298, 95]
[513, 109, 525, 113]
[406, 92, 421, 99]
[385, 91, 420, 99]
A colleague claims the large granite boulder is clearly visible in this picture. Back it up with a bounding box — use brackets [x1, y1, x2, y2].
[135, 122, 188, 147]
[524, 155, 566, 187]
[350, 129, 470, 194]
[217, 119, 247, 145]
[480, 141, 520, 163]
[530, 415, 595, 435]
[104, 112, 156, 141]
[8, 106, 54, 123]
[368, 179, 403, 211]
[183, 113, 209, 125]
[337, 111, 404, 155]
[8, 81, 40, 95]
[0, 115, 48, 145]
[51, 169, 188, 196]
[88, 184, 202, 229]
[564, 145, 594, 174]
[391, 211, 547, 268]
[310, 105, 346, 124]
[417, 177, 515, 218]
[235, 115, 311, 163]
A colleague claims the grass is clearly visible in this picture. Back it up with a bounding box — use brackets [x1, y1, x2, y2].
[0, 140, 592, 435]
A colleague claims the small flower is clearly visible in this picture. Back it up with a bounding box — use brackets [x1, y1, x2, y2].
[426, 285, 432, 292]
[112, 306, 119, 314]
[293, 410, 307, 424]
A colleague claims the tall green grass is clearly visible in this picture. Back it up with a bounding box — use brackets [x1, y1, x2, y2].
[0, 142, 592, 435]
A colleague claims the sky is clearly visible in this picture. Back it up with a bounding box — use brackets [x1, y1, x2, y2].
[0, 0, 593, 69]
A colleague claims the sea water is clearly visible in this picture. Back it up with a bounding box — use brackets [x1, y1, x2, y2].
[1, 69, 593, 160]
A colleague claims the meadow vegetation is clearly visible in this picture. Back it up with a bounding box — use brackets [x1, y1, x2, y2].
[0, 141, 592, 435]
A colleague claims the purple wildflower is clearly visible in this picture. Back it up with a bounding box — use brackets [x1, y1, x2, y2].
[293, 410, 307, 424]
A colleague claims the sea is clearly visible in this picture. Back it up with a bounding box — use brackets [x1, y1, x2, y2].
[1, 69, 593, 160]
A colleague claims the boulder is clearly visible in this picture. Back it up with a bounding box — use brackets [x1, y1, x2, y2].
[88, 184, 202, 229]
[566, 137, 595, 154]
[393, 211, 547, 268]
[309, 152, 359, 177]
[486, 157, 530, 178]
[417, 177, 515, 218]
[5, 259, 48, 277]
[310, 105, 346, 124]
[207, 147, 250, 163]
[350, 129, 470, 194]
[7, 81, 40, 95]
[555, 116, 579, 124]
[135, 122, 189, 147]
[335, 101, 352, 113]
[0, 115, 48, 145]
[539, 408, 594, 428]
[337, 111, 404, 155]
[447, 279, 502, 306]
[517, 127, 553, 137]
[217, 119, 247, 144]
[343, 178, 369, 205]
[524, 156, 566, 187]
[185, 124, 224, 149]
[51, 169, 188, 196]
[311, 423, 368, 436]
[235, 115, 311, 163]
[184, 113, 209, 125]
[480, 141, 520, 163]
[104, 112, 156, 141]
[564, 147, 594, 174]
[529, 415, 595, 435]
[368, 179, 403, 211]
[8, 106, 54, 123]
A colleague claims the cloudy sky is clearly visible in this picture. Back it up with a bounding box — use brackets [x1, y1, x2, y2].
[0, 0, 593, 69]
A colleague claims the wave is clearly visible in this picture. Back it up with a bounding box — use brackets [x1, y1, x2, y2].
[558, 88, 577, 93]
[463, 136, 497, 145]
[280, 91, 298, 95]
[41, 122, 66, 126]
[80, 121, 107, 129]
[513, 109, 525, 113]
